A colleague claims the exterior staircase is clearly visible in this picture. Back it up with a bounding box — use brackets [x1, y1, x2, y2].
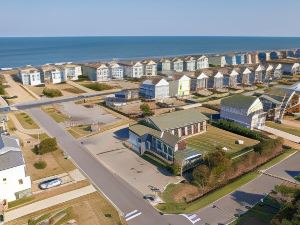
[278, 90, 296, 121]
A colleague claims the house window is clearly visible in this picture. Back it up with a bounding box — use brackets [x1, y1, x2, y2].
[18, 179, 23, 185]
[174, 129, 178, 136]
[181, 127, 186, 136]
[187, 125, 192, 135]
[137, 138, 141, 143]
[194, 124, 199, 133]
[200, 122, 204, 131]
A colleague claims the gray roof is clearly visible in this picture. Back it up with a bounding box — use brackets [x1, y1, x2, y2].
[0, 151, 24, 171]
[260, 94, 283, 105]
[0, 135, 24, 171]
[221, 95, 257, 109]
[148, 109, 209, 131]
[129, 124, 180, 147]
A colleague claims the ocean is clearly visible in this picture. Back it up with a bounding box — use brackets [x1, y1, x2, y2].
[0, 36, 300, 68]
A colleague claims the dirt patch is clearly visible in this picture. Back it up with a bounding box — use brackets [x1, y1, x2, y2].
[171, 184, 200, 203]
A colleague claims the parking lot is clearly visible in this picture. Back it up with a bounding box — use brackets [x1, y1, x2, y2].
[82, 127, 182, 195]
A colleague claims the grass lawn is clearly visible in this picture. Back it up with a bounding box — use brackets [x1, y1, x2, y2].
[15, 112, 39, 129]
[157, 149, 296, 214]
[266, 121, 300, 137]
[62, 87, 85, 94]
[186, 125, 259, 156]
[42, 106, 69, 123]
[6, 192, 126, 225]
[79, 81, 114, 91]
[67, 125, 91, 139]
[232, 196, 282, 225]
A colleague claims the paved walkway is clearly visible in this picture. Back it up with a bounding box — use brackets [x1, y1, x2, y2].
[5, 185, 96, 222]
[262, 126, 300, 143]
[8, 113, 43, 135]
[66, 80, 95, 93]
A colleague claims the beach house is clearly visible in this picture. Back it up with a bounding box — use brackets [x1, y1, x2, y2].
[109, 62, 125, 80]
[139, 78, 169, 100]
[0, 135, 32, 202]
[213, 72, 224, 89]
[81, 64, 98, 81]
[19, 66, 43, 86]
[42, 65, 66, 84]
[265, 65, 274, 81]
[191, 72, 209, 91]
[169, 74, 191, 97]
[185, 56, 196, 72]
[131, 61, 144, 78]
[161, 58, 173, 71]
[292, 63, 300, 75]
[173, 58, 185, 72]
[274, 64, 283, 79]
[229, 69, 239, 88]
[144, 60, 157, 76]
[128, 109, 208, 167]
[96, 64, 110, 81]
[64, 64, 82, 81]
[196, 56, 209, 69]
[220, 95, 266, 130]
[255, 65, 265, 83]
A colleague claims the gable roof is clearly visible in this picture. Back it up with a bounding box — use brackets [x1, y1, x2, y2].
[147, 109, 208, 131]
[266, 65, 274, 71]
[214, 72, 223, 78]
[256, 65, 264, 72]
[221, 95, 258, 110]
[230, 70, 239, 76]
[142, 78, 168, 86]
[129, 124, 180, 147]
[197, 72, 208, 79]
[276, 64, 282, 70]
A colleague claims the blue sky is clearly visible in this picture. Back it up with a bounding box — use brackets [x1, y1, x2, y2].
[1, 0, 299, 37]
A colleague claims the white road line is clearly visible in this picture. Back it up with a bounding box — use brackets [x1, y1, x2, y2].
[125, 210, 142, 222]
[180, 214, 201, 224]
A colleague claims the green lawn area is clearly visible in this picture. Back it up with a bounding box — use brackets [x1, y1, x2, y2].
[42, 106, 69, 123]
[62, 87, 85, 94]
[157, 149, 296, 214]
[15, 112, 39, 129]
[78, 81, 114, 91]
[266, 121, 300, 137]
[67, 125, 91, 139]
[186, 125, 259, 156]
[232, 196, 282, 225]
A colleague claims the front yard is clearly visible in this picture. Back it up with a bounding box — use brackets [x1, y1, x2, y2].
[42, 106, 69, 123]
[266, 121, 300, 137]
[15, 112, 40, 129]
[186, 125, 259, 157]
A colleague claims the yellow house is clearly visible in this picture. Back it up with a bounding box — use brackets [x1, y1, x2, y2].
[169, 74, 191, 97]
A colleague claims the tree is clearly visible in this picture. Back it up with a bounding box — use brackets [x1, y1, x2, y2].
[140, 103, 154, 116]
[192, 165, 210, 191]
[35, 137, 58, 155]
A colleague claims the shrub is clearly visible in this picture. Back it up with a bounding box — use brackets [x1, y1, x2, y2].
[254, 137, 283, 155]
[140, 103, 154, 116]
[34, 160, 47, 169]
[43, 88, 63, 97]
[213, 119, 263, 141]
[168, 163, 181, 176]
[83, 83, 113, 91]
[35, 138, 58, 155]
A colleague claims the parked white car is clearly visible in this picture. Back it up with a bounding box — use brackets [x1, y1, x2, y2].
[39, 178, 62, 190]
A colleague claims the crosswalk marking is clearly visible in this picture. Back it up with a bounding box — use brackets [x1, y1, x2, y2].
[181, 214, 201, 224]
[125, 210, 142, 222]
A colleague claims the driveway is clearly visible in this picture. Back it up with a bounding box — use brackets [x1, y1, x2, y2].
[82, 127, 182, 195]
[60, 101, 120, 125]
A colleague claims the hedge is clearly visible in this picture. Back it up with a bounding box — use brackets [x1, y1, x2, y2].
[34, 138, 58, 155]
[43, 88, 63, 97]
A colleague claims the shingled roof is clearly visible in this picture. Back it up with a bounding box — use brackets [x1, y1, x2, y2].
[221, 95, 258, 110]
[147, 109, 208, 131]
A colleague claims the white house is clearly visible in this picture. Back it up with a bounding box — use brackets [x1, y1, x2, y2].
[0, 135, 31, 202]
[97, 64, 110, 81]
[144, 60, 157, 76]
[242, 68, 252, 85]
[220, 95, 266, 130]
[185, 56, 196, 72]
[110, 62, 124, 80]
[229, 69, 239, 88]
[274, 64, 283, 79]
[64, 64, 82, 81]
[266, 64, 274, 80]
[139, 78, 169, 100]
[173, 58, 185, 72]
[43, 66, 66, 84]
[161, 58, 173, 71]
[213, 72, 224, 89]
[131, 61, 144, 78]
[292, 63, 300, 75]
[169, 74, 191, 97]
[255, 65, 265, 83]
[195, 72, 209, 90]
[196, 56, 209, 69]
[19, 66, 43, 86]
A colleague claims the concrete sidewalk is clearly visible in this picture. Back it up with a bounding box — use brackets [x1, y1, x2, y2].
[67, 80, 95, 93]
[5, 185, 96, 222]
[262, 126, 300, 143]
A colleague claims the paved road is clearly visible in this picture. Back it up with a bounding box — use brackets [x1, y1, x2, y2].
[6, 185, 96, 222]
[26, 108, 187, 225]
[12, 88, 141, 110]
[263, 126, 300, 143]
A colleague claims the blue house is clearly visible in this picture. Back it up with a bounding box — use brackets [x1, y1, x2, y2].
[139, 78, 169, 100]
